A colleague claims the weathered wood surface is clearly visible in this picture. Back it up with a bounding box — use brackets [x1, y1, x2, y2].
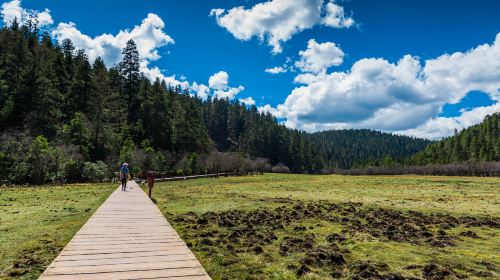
[39, 181, 211, 280]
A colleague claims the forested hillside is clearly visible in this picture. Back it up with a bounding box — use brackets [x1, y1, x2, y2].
[413, 113, 500, 165]
[0, 20, 430, 184]
[310, 130, 432, 169]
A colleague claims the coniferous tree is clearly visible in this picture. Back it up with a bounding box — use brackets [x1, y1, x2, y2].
[412, 113, 500, 165]
[150, 78, 173, 150]
[69, 49, 92, 115]
[28, 28, 63, 138]
[119, 39, 140, 124]
[89, 57, 123, 160]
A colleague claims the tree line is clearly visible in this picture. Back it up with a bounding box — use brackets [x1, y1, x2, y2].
[309, 129, 432, 169]
[0, 19, 439, 184]
[412, 113, 500, 165]
[331, 162, 500, 177]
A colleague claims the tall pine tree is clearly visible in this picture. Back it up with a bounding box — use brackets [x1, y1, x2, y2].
[119, 39, 140, 124]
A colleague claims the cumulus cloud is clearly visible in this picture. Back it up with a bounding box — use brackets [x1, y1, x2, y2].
[208, 71, 245, 99]
[322, 0, 355, 28]
[396, 103, 500, 139]
[209, 8, 225, 18]
[191, 82, 210, 100]
[295, 39, 344, 73]
[36, 9, 53, 26]
[208, 71, 229, 90]
[266, 40, 344, 75]
[265, 66, 287, 74]
[239, 97, 256, 106]
[263, 33, 500, 139]
[265, 57, 296, 74]
[214, 85, 245, 99]
[258, 104, 279, 116]
[1, 0, 53, 27]
[210, 0, 354, 54]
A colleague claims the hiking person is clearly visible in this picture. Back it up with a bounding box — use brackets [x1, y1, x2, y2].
[120, 163, 130, 191]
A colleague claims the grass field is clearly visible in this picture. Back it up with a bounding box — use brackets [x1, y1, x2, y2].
[1, 174, 498, 279]
[149, 174, 500, 279]
[0, 183, 116, 279]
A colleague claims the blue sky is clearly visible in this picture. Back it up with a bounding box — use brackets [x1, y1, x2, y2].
[1, 0, 499, 139]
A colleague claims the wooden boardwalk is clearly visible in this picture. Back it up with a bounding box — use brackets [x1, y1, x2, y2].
[39, 181, 211, 280]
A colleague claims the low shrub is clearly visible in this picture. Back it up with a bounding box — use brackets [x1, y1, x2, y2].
[272, 163, 291, 173]
[82, 161, 108, 182]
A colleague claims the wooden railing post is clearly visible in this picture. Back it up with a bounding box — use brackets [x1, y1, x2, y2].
[147, 171, 155, 198]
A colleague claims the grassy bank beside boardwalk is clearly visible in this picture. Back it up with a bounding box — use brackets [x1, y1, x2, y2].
[0, 183, 116, 279]
[149, 174, 499, 279]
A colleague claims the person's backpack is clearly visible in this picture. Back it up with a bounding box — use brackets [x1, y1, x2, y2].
[119, 166, 126, 180]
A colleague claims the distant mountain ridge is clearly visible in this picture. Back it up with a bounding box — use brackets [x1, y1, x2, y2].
[309, 129, 433, 169]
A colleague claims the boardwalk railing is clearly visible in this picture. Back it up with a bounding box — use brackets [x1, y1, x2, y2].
[136, 173, 231, 198]
[136, 173, 229, 184]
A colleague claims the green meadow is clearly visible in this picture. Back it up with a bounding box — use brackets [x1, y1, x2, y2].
[0, 183, 115, 279]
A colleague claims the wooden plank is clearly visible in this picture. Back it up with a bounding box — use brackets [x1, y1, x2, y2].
[44, 259, 204, 275]
[65, 238, 182, 245]
[67, 236, 180, 242]
[51, 251, 194, 262]
[39, 267, 207, 280]
[65, 241, 187, 250]
[53, 255, 197, 267]
[38, 181, 211, 280]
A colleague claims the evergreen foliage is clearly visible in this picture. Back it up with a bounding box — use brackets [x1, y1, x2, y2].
[309, 129, 432, 169]
[413, 113, 500, 165]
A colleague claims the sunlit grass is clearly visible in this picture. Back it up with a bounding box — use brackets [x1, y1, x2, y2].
[0, 183, 116, 279]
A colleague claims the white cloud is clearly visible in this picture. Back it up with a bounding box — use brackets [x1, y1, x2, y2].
[208, 71, 229, 90]
[265, 66, 287, 74]
[1, 0, 53, 27]
[210, 0, 354, 54]
[1, 0, 23, 25]
[295, 39, 344, 74]
[266, 39, 344, 75]
[214, 85, 245, 100]
[209, 8, 225, 18]
[322, 0, 355, 28]
[191, 82, 210, 100]
[264, 33, 500, 139]
[258, 104, 279, 116]
[396, 103, 500, 139]
[239, 97, 256, 106]
[208, 71, 245, 100]
[423, 35, 500, 103]
[36, 9, 53, 26]
[193, 71, 247, 101]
